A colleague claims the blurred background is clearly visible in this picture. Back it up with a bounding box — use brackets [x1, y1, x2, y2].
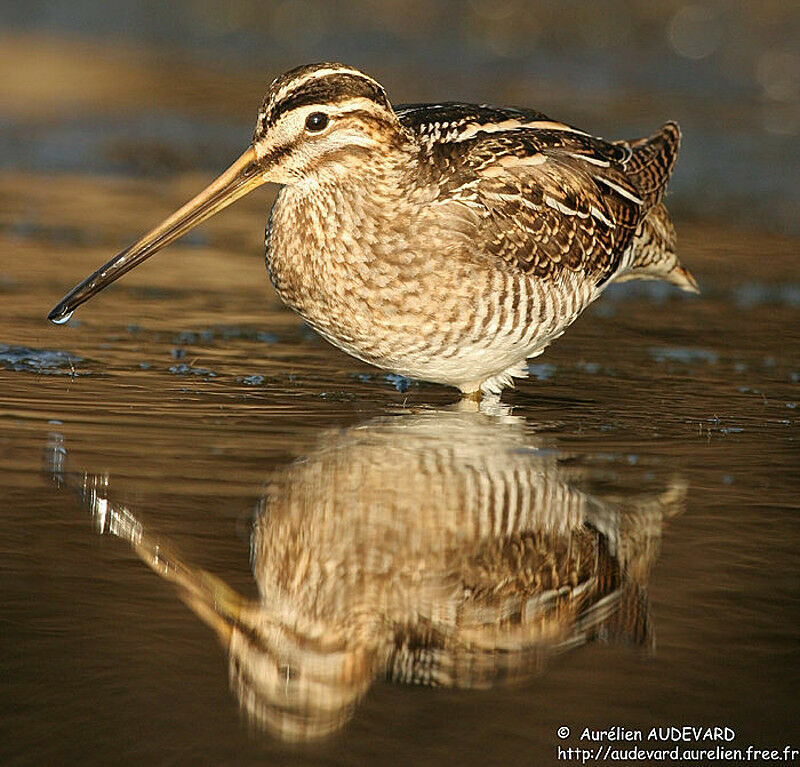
[1, 0, 798, 233]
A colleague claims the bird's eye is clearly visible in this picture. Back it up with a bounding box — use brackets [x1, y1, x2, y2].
[305, 112, 329, 133]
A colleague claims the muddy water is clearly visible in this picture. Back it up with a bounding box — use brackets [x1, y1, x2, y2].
[2, 19, 800, 766]
[2, 166, 799, 764]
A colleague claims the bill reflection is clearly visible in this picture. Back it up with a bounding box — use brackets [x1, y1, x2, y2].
[48, 410, 685, 741]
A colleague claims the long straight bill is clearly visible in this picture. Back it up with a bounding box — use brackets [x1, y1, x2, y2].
[48, 146, 266, 323]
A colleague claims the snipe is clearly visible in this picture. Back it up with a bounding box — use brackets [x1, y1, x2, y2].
[48, 63, 697, 395]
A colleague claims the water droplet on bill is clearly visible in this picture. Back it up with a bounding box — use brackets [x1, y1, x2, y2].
[50, 310, 74, 325]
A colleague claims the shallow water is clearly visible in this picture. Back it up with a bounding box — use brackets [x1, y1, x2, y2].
[2, 165, 799, 764]
[2, 10, 800, 765]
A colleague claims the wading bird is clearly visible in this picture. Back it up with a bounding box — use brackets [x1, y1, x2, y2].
[49, 63, 697, 395]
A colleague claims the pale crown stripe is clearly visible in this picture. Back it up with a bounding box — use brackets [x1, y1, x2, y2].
[271, 66, 384, 106]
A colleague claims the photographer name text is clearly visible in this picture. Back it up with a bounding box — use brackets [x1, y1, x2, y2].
[579, 726, 736, 743]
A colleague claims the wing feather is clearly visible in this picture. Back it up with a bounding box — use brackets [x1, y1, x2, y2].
[468, 132, 643, 283]
[400, 104, 679, 285]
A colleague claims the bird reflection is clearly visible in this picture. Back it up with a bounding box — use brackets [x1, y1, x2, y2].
[48, 408, 685, 741]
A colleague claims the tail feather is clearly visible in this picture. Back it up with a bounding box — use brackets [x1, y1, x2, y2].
[613, 123, 697, 293]
[616, 202, 699, 293]
[621, 121, 682, 210]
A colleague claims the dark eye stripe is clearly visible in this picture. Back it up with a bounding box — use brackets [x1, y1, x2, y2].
[267, 74, 390, 126]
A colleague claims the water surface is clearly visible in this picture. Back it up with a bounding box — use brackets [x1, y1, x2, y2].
[2, 168, 798, 763]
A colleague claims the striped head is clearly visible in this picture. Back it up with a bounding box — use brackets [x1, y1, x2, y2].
[251, 63, 407, 183]
[47, 63, 408, 322]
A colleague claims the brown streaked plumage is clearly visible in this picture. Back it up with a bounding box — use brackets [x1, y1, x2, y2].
[48, 63, 697, 394]
[49, 409, 686, 740]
